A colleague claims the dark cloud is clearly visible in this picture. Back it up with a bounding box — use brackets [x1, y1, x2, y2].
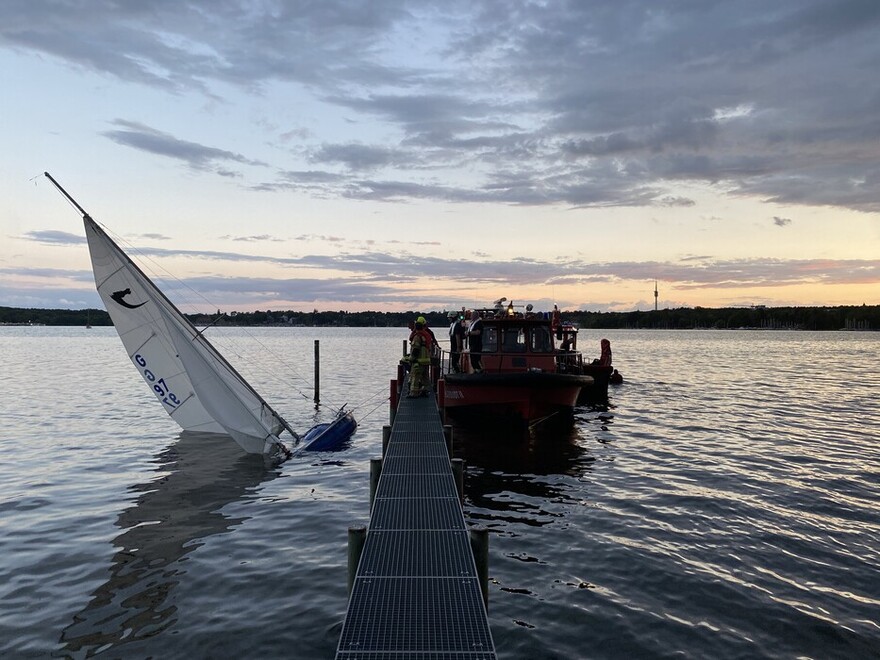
[102, 120, 266, 173]
[3, 1, 880, 209]
[310, 143, 415, 171]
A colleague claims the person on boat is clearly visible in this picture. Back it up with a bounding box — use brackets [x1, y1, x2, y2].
[448, 311, 465, 373]
[408, 317, 433, 397]
[458, 315, 472, 373]
[592, 338, 613, 366]
[466, 309, 484, 373]
[610, 368, 623, 385]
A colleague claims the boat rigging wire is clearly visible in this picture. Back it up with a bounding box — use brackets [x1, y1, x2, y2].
[346, 385, 391, 417]
[353, 394, 391, 424]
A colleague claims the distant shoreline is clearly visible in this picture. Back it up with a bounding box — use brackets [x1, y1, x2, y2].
[1, 304, 877, 331]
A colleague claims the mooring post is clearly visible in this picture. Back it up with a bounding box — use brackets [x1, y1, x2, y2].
[369, 458, 383, 511]
[390, 378, 398, 412]
[402, 339, 408, 358]
[389, 379, 398, 425]
[314, 339, 320, 403]
[469, 526, 489, 609]
[347, 525, 367, 595]
[382, 425, 392, 458]
[443, 424, 453, 458]
[452, 458, 464, 503]
[437, 378, 446, 420]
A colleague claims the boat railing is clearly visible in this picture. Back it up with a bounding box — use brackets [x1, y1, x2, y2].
[555, 349, 584, 373]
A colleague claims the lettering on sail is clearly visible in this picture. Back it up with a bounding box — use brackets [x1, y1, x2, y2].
[134, 354, 181, 409]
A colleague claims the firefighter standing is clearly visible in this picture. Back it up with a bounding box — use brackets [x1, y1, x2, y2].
[408, 316, 433, 397]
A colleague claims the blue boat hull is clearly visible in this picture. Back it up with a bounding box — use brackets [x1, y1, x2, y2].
[300, 411, 358, 451]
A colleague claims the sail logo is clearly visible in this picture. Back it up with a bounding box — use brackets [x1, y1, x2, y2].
[111, 288, 147, 309]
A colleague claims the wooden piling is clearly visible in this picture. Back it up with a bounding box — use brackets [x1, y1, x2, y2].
[314, 339, 320, 403]
[452, 458, 464, 503]
[347, 525, 367, 595]
[389, 379, 398, 425]
[437, 378, 446, 423]
[443, 424, 453, 458]
[369, 458, 383, 511]
[382, 425, 391, 457]
[470, 526, 489, 609]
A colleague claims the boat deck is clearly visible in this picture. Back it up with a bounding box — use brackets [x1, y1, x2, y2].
[335, 381, 496, 659]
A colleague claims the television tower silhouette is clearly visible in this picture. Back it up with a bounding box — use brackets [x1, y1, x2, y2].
[654, 280, 658, 311]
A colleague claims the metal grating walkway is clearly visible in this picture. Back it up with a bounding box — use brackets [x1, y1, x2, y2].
[336, 384, 496, 659]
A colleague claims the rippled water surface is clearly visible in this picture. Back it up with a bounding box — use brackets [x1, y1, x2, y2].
[1, 327, 878, 658]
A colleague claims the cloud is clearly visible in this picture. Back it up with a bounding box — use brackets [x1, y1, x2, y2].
[102, 120, 266, 173]
[309, 143, 415, 171]
[0, 267, 94, 282]
[773, 216, 793, 227]
[15, 227, 880, 295]
[3, 1, 880, 211]
[24, 230, 86, 245]
[221, 234, 285, 243]
[293, 234, 346, 243]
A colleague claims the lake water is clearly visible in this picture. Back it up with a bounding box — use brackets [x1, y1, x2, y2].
[0, 327, 878, 659]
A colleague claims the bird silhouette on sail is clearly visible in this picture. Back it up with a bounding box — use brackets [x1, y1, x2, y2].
[111, 288, 147, 309]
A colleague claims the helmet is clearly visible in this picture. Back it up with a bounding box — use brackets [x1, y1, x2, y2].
[417, 316, 426, 325]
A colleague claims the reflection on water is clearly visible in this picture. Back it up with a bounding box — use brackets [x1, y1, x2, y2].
[1, 328, 874, 659]
[58, 433, 277, 657]
[455, 404, 613, 529]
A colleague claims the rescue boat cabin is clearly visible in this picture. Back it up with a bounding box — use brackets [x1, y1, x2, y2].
[445, 302, 579, 374]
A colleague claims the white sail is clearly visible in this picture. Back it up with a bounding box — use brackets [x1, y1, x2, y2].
[162, 308, 284, 454]
[82, 214, 292, 455]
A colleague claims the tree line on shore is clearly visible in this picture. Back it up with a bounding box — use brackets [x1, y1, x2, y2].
[1, 304, 877, 331]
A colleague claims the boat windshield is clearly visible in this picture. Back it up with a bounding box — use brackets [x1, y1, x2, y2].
[483, 326, 498, 352]
[481, 323, 554, 354]
[502, 327, 526, 352]
[530, 326, 553, 353]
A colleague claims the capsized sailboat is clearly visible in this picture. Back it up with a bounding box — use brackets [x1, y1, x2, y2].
[45, 172, 356, 458]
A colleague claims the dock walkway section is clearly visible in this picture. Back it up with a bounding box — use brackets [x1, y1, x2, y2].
[335, 385, 497, 659]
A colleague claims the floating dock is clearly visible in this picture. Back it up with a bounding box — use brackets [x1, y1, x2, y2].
[335, 379, 497, 659]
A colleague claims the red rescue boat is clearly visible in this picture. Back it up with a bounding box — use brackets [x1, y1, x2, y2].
[437, 299, 593, 426]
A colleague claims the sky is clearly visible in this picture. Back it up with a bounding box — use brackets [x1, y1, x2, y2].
[1, 0, 878, 314]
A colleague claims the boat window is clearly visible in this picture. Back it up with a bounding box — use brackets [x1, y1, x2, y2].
[530, 326, 553, 352]
[502, 327, 526, 352]
[482, 326, 498, 352]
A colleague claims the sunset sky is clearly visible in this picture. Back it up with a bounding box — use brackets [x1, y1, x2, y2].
[1, 1, 878, 314]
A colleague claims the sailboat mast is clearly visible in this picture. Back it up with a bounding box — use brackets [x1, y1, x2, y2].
[44, 172, 300, 442]
[44, 172, 90, 217]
